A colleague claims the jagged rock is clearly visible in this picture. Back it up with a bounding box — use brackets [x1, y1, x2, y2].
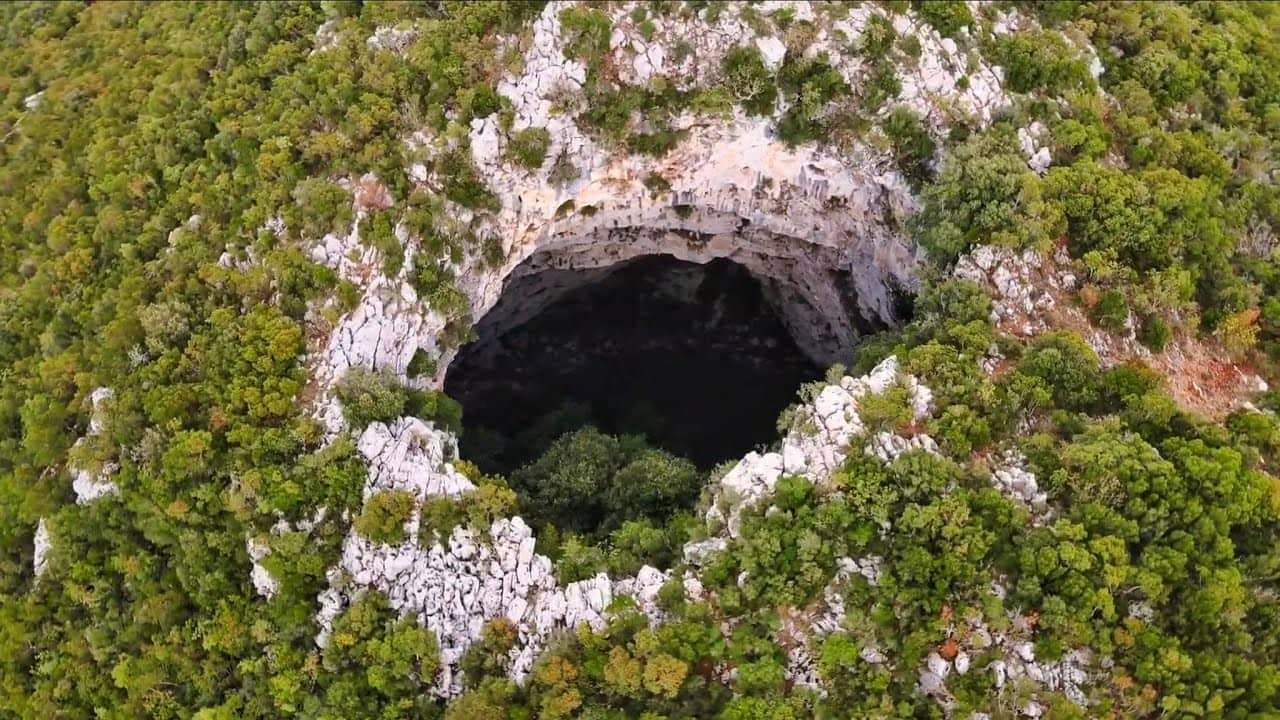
[289, 2, 1126, 709]
[358, 418, 475, 501]
[33, 518, 51, 579]
[755, 36, 786, 71]
[70, 387, 119, 504]
[247, 536, 279, 599]
[991, 452, 1050, 517]
[366, 25, 417, 54]
[866, 431, 939, 463]
[954, 245, 1057, 337]
[1018, 122, 1052, 174]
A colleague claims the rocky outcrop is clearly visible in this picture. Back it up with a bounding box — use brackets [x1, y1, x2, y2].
[990, 452, 1050, 519]
[918, 603, 1094, 716]
[307, 0, 1027, 425]
[246, 536, 279, 599]
[699, 356, 933, 538]
[33, 518, 51, 580]
[318, 514, 668, 696]
[358, 418, 475, 501]
[954, 245, 1069, 337]
[70, 387, 119, 504]
[1018, 122, 1053, 175]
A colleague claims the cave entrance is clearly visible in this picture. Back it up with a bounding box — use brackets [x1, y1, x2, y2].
[445, 255, 824, 474]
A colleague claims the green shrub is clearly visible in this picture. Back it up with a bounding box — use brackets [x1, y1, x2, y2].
[1017, 332, 1102, 411]
[992, 31, 1093, 95]
[628, 128, 686, 157]
[643, 172, 672, 197]
[292, 178, 353, 239]
[407, 348, 437, 379]
[363, 210, 403, 276]
[510, 428, 701, 536]
[930, 404, 992, 456]
[776, 56, 849, 146]
[354, 489, 417, 544]
[859, 13, 896, 57]
[506, 127, 551, 169]
[1138, 315, 1173, 351]
[410, 256, 470, 320]
[559, 6, 612, 65]
[857, 382, 915, 432]
[861, 60, 902, 112]
[1090, 289, 1130, 331]
[336, 367, 408, 428]
[405, 388, 464, 434]
[882, 106, 936, 187]
[914, 1, 972, 38]
[436, 147, 498, 210]
[720, 46, 777, 116]
[913, 133, 1060, 262]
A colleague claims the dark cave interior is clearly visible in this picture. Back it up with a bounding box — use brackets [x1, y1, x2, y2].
[445, 256, 825, 474]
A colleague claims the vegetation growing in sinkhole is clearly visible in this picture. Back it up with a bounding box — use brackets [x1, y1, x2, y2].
[0, 1, 1277, 718]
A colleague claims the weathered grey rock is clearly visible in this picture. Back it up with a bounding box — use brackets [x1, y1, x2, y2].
[247, 536, 279, 599]
[70, 387, 119, 504]
[358, 418, 475, 501]
[33, 518, 51, 579]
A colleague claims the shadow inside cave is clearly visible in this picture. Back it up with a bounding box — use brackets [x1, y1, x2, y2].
[444, 256, 825, 474]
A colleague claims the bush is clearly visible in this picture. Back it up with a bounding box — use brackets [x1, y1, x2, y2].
[992, 31, 1093, 95]
[405, 388, 464, 434]
[292, 178, 353, 239]
[362, 210, 403, 276]
[336, 367, 408, 428]
[559, 6, 611, 66]
[1138, 315, 1173, 351]
[930, 404, 992, 456]
[354, 489, 417, 544]
[720, 46, 777, 116]
[914, 1, 972, 38]
[1017, 332, 1102, 411]
[1090, 289, 1130, 331]
[436, 147, 498, 210]
[857, 382, 915, 432]
[776, 56, 849, 146]
[882, 106, 936, 187]
[506, 127, 551, 169]
[407, 348, 437, 379]
[912, 132, 1061, 262]
[510, 428, 702, 536]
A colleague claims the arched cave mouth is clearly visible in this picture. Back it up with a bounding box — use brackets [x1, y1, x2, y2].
[445, 255, 825, 474]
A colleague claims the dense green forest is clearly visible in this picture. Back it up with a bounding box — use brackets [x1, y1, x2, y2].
[1, 1, 1279, 718]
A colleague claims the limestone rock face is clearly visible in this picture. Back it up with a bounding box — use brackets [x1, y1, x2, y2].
[33, 518, 51, 579]
[70, 387, 119, 504]
[954, 245, 1060, 337]
[358, 418, 475, 501]
[247, 536, 279, 600]
[991, 452, 1050, 518]
[444, 0, 1020, 369]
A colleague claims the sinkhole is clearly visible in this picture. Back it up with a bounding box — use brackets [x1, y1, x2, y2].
[445, 255, 832, 474]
